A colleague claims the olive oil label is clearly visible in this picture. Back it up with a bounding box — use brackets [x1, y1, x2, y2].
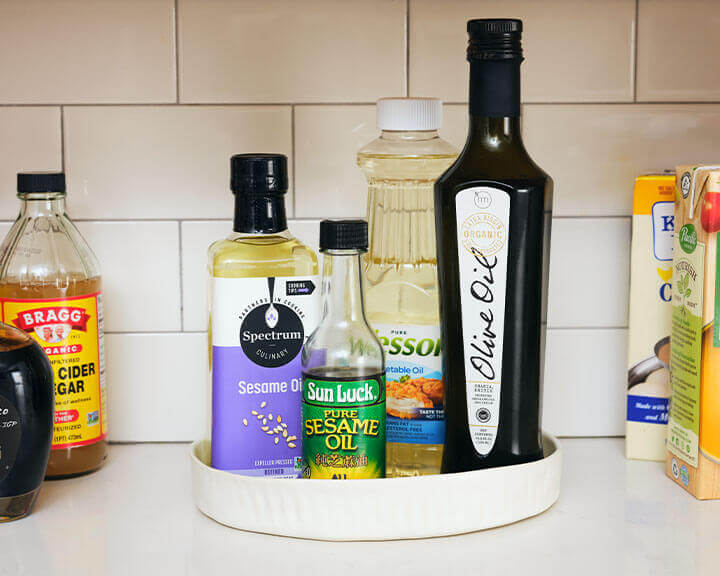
[668, 225, 704, 467]
[455, 186, 510, 456]
[374, 324, 444, 445]
[211, 276, 319, 477]
[0, 395, 21, 482]
[301, 373, 386, 479]
[0, 293, 106, 450]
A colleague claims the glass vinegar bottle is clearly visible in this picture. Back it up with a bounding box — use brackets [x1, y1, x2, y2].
[358, 98, 457, 477]
[0, 173, 107, 478]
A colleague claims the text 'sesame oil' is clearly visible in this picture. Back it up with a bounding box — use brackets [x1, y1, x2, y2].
[435, 20, 553, 472]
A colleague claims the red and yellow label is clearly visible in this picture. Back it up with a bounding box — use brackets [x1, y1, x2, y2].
[0, 293, 106, 449]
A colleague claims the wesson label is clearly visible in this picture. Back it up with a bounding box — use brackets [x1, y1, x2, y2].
[455, 186, 510, 456]
[375, 324, 445, 445]
[301, 374, 386, 479]
[0, 293, 106, 449]
[211, 276, 319, 477]
[668, 224, 703, 467]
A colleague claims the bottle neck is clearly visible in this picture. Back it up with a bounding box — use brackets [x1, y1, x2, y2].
[321, 250, 366, 324]
[378, 129, 440, 142]
[18, 193, 66, 217]
[468, 59, 522, 149]
[233, 194, 287, 234]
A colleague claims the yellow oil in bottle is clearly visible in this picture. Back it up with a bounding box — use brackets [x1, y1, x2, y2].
[358, 99, 457, 477]
[207, 155, 319, 477]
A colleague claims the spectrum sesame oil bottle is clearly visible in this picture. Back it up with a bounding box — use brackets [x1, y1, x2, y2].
[208, 155, 319, 477]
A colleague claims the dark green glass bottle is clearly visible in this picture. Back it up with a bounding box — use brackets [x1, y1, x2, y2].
[435, 19, 553, 472]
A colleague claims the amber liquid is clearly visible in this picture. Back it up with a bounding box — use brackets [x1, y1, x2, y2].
[0, 276, 107, 478]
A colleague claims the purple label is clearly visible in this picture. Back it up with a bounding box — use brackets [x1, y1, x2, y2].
[211, 347, 303, 476]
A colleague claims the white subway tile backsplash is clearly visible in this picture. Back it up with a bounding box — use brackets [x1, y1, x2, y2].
[106, 333, 206, 442]
[64, 106, 292, 220]
[178, 0, 406, 103]
[77, 222, 181, 333]
[294, 106, 376, 218]
[0, 108, 62, 219]
[0, 0, 175, 104]
[181, 220, 227, 333]
[410, 0, 635, 103]
[444, 104, 720, 217]
[547, 219, 631, 328]
[181, 219, 321, 332]
[638, 0, 720, 102]
[543, 328, 627, 437]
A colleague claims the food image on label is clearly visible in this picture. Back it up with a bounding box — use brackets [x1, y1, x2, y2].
[375, 324, 444, 445]
[211, 276, 319, 477]
[301, 372, 386, 479]
[0, 293, 106, 450]
[0, 395, 21, 482]
[455, 186, 510, 456]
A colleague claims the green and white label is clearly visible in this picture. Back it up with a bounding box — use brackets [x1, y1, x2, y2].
[301, 373, 385, 479]
[668, 229, 704, 467]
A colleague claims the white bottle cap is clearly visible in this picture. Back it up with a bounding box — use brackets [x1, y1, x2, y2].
[376, 98, 443, 131]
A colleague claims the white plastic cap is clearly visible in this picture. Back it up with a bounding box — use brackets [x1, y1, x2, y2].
[376, 98, 443, 131]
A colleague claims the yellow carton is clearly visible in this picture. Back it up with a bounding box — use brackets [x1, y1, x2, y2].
[667, 165, 720, 499]
[626, 174, 675, 461]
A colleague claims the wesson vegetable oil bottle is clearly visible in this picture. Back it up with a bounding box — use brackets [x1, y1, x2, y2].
[301, 220, 386, 479]
[0, 172, 107, 478]
[209, 155, 319, 477]
[358, 98, 457, 476]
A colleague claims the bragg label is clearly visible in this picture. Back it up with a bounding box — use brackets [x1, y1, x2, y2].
[301, 373, 385, 479]
[0, 293, 106, 450]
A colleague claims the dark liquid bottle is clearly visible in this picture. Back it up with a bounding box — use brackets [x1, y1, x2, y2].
[0, 324, 54, 521]
[435, 19, 553, 472]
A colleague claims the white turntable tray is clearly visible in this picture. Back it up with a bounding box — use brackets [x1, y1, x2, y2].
[190, 434, 562, 541]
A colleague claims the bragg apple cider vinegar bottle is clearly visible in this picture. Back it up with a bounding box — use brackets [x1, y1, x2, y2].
[0, 173, 107, 478]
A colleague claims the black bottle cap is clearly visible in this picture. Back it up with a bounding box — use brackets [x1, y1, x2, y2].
[17, 172, 66, 194]
[319, 220, 368, 251]
[467, 18, 523, 61]
[231, 154, 288, 195]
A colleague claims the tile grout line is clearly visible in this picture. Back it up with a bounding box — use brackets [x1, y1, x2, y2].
[633, 0, 639, 102]
[2, 101, 720, 108]
[291, 105, 296, 217]
[405, 0, 410, 97]
[101, 326, 627, 336]
[174, 0, 181, 104]
[59, 106, 66, 171]
[0, 215, 632, 225]
[178, 220, 184, 332]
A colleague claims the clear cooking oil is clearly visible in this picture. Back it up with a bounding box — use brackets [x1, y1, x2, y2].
[207, 155, 319, 478]
[358, 99, 457, 477]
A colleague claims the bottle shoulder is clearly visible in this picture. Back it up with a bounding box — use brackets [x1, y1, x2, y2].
[0, 213, 101, 285]
[436, 144, 551, 192]
[209, 232, 318, 278]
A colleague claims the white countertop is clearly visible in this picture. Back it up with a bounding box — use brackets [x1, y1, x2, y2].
[2, 438, 720, 576]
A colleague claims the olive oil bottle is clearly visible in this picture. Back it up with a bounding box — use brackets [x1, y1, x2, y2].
[208, 154, 319, 477]
[435, 20, 553, 472]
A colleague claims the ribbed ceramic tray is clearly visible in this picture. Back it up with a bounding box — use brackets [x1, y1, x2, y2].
[190, 434, 562, 541]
